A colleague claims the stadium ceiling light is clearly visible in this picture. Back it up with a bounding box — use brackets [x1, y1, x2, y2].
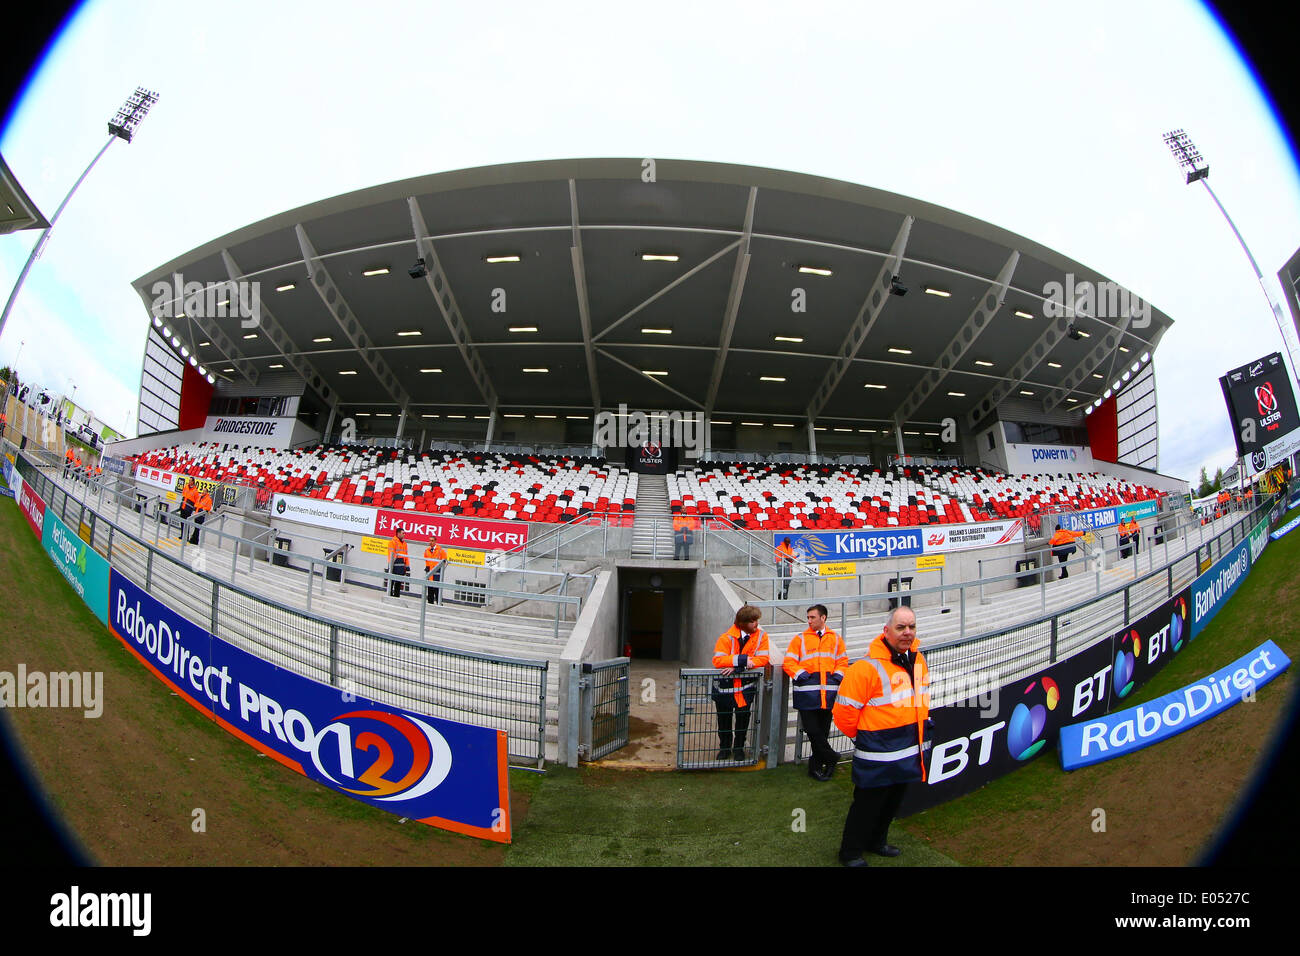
[1077, 329, 1091, 338]
[188, 356, 197, 367]
[268, 363, 284, 369]
[396, 330, 422, 337]
[180, 345, 190, 357]
[421, 414, 439, 418]
[1131, 361, 1140, 373]
[152, 315, 162, 327]
[888, 347, 912, 355]
[313, 336, 333, 343]
[198, 340, 210, 347]
[904, 431, 919, 435]
[641, 328, 673, 335]
[243, 333, 258, 340]
[1118, 345, 1130, 353]
[760, 376, 786, 382]
[642, 370, 667, 376]
[1103, 389, 1112, 399]
[534, 414, 557, 419]
[276, 283, 295, 292]
[171, 336, 181, 348]
[774, 335, 804, 343]
[522, 368, 549, 373]
[641, 253, 679, 262]
[1020, 390, 1034, 396]
[1047, 361, 1062, 369]
[923, 287, 951, 298]
[947, 391, 966, 397]
[1092, 372, 1104, 379]
[974, 360, 993, 367]
[355, 412, 371, 417]
[833, 427, 852, 432]
[419, 368, 442, 373]
[773, 423, 795, 428]
[740, 421, 764, 426]
[222, 367, 234, 373]
[206, 374, 215, 384]
[863, 383, 887, 389]
[566, 415, 589, 420]
[1112, 380, 1122, 390]
[711, 420, 732, 425]
[162, 325, 171, 338]
[339, 370, 358, 375]
[1067, 397, 1079, 403]
[1014, 310, 1034, 319]
[504, 413, 525, 418]
[1085, 405, 1093, 415]
[474, 415, 490, 419]
[798, 266, 832, 276]
[508, 326, 538, 333]
[362, 268, 390, 277]
[814, 427, 827, 432]
[1141, 352, 1150, 362]
[484, 255, 521, 263]
[1122, 371, 1131, 381]
[197, 366, 206, 376]
[859, 428, 874, 433]
[446, 414, 466, 419]
[924, 431, 939, 436]
[218, 298, 229, 308]
[376, 413, 393, 418]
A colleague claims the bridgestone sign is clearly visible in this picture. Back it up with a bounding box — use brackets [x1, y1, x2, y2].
[201, 415, 295, 447]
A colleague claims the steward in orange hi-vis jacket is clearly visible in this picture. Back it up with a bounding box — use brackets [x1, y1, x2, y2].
[833, 606, 931, 865]
[784, 603, 849, 780]
[710, 605, 770, 762]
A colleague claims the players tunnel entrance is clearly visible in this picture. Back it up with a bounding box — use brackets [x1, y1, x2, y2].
[617, 567, 692, 661]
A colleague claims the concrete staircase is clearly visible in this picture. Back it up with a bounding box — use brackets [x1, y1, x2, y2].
[630, 474, 673, 558]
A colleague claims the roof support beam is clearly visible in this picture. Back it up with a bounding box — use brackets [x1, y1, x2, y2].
[966, 312, 1072, 430]
[568, 179, 601, 411]
[894, 250, 1019, 426]
[294, 226, 410, 417]
[805, 215, 913, 422]
[408, 197, 498, 413]
[592, 237, 743, 342]
[1041, 313, 1133, 414]
[222, 249, 343, 406]
[134, 281, 259, 388]
[703, 187, 757, 415]
[596, 347, 703, 410]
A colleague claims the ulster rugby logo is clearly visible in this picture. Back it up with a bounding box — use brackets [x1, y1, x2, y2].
[641, 441, 662, 459]
[1256, 383, 1277, 417]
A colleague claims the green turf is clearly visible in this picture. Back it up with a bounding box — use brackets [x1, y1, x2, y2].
[504, 762, 959, 867]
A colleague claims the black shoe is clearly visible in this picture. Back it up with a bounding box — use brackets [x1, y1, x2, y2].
[812, 766, 833, 782]
[840, 856, 869, 867]
[715, 749, 730, 761]
[732, 747, 746, 761]
[872, 844, 902, 857]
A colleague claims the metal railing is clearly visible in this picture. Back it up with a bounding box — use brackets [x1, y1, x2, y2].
[676, 667, 779, 769]
[11, 444, 552, 765]
[567, 657, 631, 763]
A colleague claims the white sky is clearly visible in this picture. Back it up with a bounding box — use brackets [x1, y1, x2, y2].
[2, 0, 1298, 483]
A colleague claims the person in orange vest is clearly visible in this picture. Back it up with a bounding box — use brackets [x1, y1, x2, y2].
[711, 605, 771, 762]
[672, 511, 698, 560]
[176, 479, 200, 539]
[64, 447, 75, 478]
[832, 605, 930, 866]
[387, 527, 409, 598]
[188, 486, 214, 545]
[784, 603, 849, 781]
[1118, 517, 1137, 559]
[775, 536, 797, 600]
[1048, 523, 1087, 579]
[423, 539, 448, 606]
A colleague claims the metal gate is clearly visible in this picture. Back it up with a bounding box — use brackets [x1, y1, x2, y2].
[568, 657, 631, 762]
[676, 667, 776, 769]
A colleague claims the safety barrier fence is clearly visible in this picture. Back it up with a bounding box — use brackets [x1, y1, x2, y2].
[566, 657, 631, 762]
[676, 668, 779, 769]
[9, 444, 551, 765]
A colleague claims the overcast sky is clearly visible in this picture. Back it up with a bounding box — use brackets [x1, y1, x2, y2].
[2, 0, 1297, 483]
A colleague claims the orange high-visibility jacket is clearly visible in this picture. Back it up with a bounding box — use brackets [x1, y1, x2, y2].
[832, 633, 931, 788]
[424, 543, 447, 572]
[775, 541, 796, 565]
[673, 514, 698, 532]
[1049, 527, 1085, 547]
[194, 491, 213, 513]
[783, 627, 849, 710]
[388, 536, 409, 566]
[712, 625, 770, 707]
[182, 484, 200, 508]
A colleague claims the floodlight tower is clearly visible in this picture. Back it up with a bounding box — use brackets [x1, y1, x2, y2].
[0, 87, 160, 341]
[1163, 128, 1300, 380]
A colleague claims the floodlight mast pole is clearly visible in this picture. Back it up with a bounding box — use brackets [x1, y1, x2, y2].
[1162, 128, 1300, 383]
[0, 87, 159, 344]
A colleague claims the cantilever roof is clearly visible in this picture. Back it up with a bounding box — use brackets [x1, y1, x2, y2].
[0, 154, 50, 235]
[132, 158, 1171, 430]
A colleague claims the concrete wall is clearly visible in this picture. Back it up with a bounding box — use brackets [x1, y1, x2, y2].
[105, 428, 205, 459]
[687, 571, 747, 667]
[556, 570, 618, 765]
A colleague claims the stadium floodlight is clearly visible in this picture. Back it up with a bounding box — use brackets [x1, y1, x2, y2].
[1164, 127, 1300, 383]
[1, 87, 159, 343]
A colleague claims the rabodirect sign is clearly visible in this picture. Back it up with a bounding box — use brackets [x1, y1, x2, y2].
[107, 567, 512, 842]
[42, 508, 110, 625]
[1059, 641, 1290, 770]
[1191, 516, 1269, 639]
[1057, 500, 1158, 533]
